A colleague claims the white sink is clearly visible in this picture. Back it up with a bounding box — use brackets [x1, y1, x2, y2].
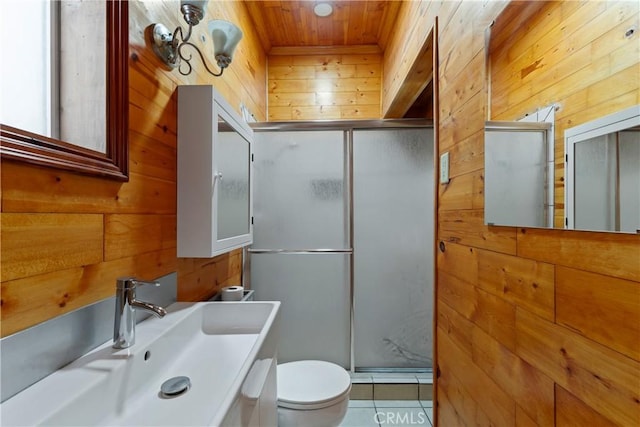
[1, 301, 280, 426]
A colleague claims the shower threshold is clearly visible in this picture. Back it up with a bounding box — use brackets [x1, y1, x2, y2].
[350, 371, 433, 401]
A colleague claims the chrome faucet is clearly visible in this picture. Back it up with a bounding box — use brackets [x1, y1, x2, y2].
[113, 277, 167, 349]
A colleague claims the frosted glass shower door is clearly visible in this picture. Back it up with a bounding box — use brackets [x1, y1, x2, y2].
[250, 131, 351, 367]
[250, 254, 350, 366]
[353, 129, 434, 369]
[252, 131, 348, 249]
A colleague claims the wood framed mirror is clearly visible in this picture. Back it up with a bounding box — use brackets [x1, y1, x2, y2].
[0, 0, 129, 181]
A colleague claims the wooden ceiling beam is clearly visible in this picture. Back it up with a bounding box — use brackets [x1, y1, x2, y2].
[383, 30, 434, 118]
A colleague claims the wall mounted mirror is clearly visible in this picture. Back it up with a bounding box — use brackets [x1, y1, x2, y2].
[485, 0, 638, 234]
[565, 105, 640, 234]
[0, 1, 129, 181]
[216, 116, 251, 240]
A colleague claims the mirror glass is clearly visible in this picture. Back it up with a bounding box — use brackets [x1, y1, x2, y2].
[0, 0, 128, 181]
[566, 105, 640, 234]
[217, 115, 251, 240]
[1, 0, 105, 152]
[484, 122, 552, 228]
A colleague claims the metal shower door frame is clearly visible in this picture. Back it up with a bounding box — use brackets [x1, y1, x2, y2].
[244, 119, 433, 373]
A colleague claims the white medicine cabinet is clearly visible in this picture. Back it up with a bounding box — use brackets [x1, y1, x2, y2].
[177, 85, 253, 258]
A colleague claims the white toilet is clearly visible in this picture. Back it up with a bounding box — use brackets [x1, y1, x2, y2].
[277, 360, 352, 427]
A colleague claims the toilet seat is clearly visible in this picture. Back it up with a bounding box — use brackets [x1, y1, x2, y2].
[277, 360, 351, 410]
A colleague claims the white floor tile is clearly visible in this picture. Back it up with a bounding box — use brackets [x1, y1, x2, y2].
[340, 407, 380, 427]
[424, 406, 434, 426]
[375, 400, 422, 408]
[349, 400, 376, 408]
[373, 408, 430, 427]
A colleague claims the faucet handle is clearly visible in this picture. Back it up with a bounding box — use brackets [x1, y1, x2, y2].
[116, 277, 161, 290]
[130, 279, 161, 288]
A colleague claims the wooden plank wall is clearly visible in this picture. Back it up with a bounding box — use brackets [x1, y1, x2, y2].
[267, 52, 382, 121]
[0, 0, 267, 337]
[426, 1, 640, 425]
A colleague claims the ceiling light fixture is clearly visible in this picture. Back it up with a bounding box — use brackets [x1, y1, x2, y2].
[150, 0, 243, 77]
[313, 3, 333, 17]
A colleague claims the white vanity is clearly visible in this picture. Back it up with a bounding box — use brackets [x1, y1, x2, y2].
[1, 301, 280, 426]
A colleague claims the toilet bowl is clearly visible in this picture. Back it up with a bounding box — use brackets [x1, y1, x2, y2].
[277, 360, 351, 427]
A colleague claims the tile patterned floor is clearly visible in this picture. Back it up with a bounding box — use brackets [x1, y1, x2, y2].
[340, 400, 434, 427]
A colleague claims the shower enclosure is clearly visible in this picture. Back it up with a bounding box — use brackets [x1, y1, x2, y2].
[247, 121, 434, 372]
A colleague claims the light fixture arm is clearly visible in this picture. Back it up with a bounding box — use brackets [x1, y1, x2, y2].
[171, 22, 194, 47]
[177, 41, 224, 77]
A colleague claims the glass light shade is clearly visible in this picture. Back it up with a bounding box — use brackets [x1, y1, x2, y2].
[208, 20, 243, 68]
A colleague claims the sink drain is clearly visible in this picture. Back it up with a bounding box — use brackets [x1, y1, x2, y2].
[160, 376, 191, 398]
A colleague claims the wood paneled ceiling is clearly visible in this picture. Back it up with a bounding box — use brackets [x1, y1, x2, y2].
[244, 1, 402, 53]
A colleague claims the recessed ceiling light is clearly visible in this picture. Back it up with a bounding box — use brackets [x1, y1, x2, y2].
[314, 3, 333, 17]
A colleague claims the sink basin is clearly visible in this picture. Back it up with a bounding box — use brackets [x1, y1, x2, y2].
[1, 301, 280, 426]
